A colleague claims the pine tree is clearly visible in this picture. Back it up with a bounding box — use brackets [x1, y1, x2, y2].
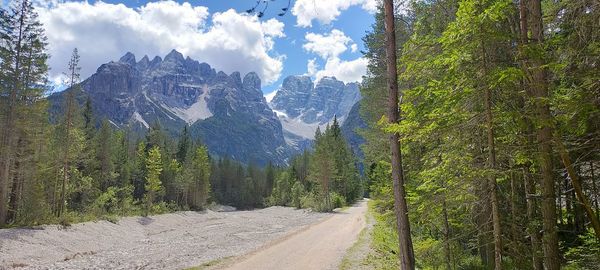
[382, 0, 415, 267]
[0, 0, 49, 225]
[144, 146, 163, 216]
[56, 48, 83, 217]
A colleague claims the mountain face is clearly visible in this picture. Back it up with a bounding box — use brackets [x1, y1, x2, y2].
[52, 50, 287, 165]
[269, 75, 361, 149]
[340, 101, 366, 160]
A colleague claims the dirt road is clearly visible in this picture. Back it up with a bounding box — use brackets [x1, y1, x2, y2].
[222, 200, 368, 270]
[0, 207, 329, 270]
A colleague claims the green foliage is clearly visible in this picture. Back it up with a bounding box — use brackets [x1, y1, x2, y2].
[144, 146, 163, 216]
[564, 229, 600, 269]
[290, 181, 304, 209]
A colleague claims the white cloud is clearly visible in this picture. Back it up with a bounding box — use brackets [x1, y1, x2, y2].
[303, 29, 351, 59]
[38, 1, 285, 85]
[314, 57, 367, 83]
[292, 0, 378, 27]
[303, 29, 366, 83]
[306, 58, 318, 76]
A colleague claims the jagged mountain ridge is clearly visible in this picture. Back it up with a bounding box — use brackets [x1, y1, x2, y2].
[51, 50, 288, 165]
[269, 75, 361, 149]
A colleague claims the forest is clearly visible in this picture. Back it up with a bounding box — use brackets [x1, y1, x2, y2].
[1, 0, 599, 269]
[360, 0, 600, 269]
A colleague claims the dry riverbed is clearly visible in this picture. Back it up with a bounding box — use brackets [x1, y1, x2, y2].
[0, 207, 329, 270]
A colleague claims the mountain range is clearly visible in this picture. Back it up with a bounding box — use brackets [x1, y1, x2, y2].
[50, 50, 364, 165]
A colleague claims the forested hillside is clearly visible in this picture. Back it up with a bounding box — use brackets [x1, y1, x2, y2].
[1, 0, 599, 269]
[0, 0, 364, 227]
[361, 0, 600, 269]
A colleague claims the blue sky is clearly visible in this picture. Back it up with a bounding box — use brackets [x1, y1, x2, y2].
[29, 0, 376, 94]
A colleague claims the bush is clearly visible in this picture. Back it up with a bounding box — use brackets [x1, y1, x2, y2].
[564, 229, 600, 269]
[331, 192, 345, 209]
[290, 181, 305, 209]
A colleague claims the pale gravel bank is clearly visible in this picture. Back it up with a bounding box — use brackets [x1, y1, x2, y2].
[0, 207, 330, 270]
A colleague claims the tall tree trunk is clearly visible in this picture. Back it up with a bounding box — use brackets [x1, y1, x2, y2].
[6, 140, 24, 223]
[565, 178, 573, 227]
[524, 166, 543, 270]
[557, 171, 563, 226]
[591, 161, 599, 221]
[482, 43, 503, 270]
[59, 91, 73, 217]
[556, 137, 600, 241]
[0, 1, 27, 226]
[528, 0, 561, 268]
[383, 0, 415, 268]
[518, 2, 546, 268]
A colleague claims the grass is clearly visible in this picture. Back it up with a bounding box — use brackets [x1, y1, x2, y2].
[339, 215, 371, 270]
[359, 199, 399, 270]
[184, 256, 235, 270]
[339, 199, 400, 270]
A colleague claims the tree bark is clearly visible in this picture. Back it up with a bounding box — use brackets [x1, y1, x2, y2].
[482, 42, 503, 270]
[591, 161, 599, 221]
[0, 1, 27, 226]
[523, 166, 543, 270]
[528, 0, 561, 268]
[383, 0, 415, 268]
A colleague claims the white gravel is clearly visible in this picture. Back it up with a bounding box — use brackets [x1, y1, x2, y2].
[0, 207, 329, 270]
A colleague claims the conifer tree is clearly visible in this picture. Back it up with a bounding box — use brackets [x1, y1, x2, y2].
[56, 48, 83, 217]
[0, 0, 48, 225]
[144, 146, 163, 216]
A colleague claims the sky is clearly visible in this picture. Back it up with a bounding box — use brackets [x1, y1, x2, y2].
[26, 0, 377, 95]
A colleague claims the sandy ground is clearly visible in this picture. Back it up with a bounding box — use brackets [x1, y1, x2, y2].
[0, 207, 329, 270]
[339, 202, 375, 270]
[220, 200, 368, 270]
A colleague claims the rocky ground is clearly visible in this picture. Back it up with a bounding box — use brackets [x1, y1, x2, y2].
[0, 207, 329, 270]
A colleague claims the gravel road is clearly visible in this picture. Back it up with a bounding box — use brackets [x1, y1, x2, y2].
[0, 207, 329, 270]
[221, 200, 368, 270]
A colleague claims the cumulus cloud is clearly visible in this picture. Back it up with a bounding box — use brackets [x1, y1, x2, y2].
[292, 0, 378, 27]
[306, 58, 319, 77]
[38, 1, 285, 85]
[314, 57, 367, 84]
[303, 29, 366, 83]
[303, 29, 351, 59]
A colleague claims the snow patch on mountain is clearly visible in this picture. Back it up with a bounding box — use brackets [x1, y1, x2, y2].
[133, 111, 149, 128]
[264, 90, 278, 102]
[269, 75, 360, 144]
[162, 85, 213, 124]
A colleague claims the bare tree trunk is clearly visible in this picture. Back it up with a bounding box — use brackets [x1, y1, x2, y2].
[480, 25, 503, 269]
[485, 69, 503, 270]
[0, 1, 27, 226]
[509, 170, 523, 267]
[591, 161, 599, 221]
[6, 139, 24, 222]
[528, 0, 561, 268]
[59, 90, 73, 217]
[524, 166, 543, 270]
[383, 0, 415, 268]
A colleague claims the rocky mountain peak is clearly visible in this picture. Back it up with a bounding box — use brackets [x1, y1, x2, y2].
[137, 55, 150, 70]
[243, 72, 261, 95]
[52, 49, 289, 165]
[269, 75, 361, 145]
[164, 49, 185, 62]
[230, 71, 242, 88]
[119, 52, 136, 66]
